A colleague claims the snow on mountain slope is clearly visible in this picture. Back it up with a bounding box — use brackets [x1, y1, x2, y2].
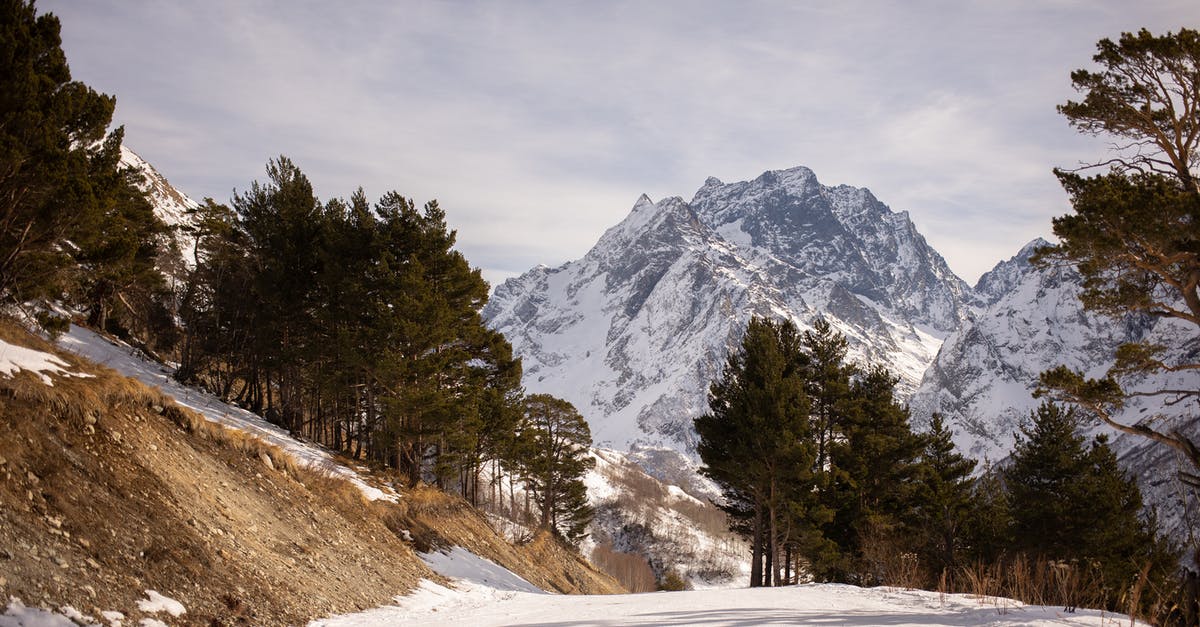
[910, 239, 1199, 542]
[473, 445, 745, 588]
[120, 145, 200, 267]
[584, 448, 746, 587]
[909, 239, 1138, 462]
[484, 166, 968, 455]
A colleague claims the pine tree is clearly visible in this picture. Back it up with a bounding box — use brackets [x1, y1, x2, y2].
[231, 156, 324, 429]
[961, 463, 1012, 565]
[1036, 27, 1200, 484]
[0, 0, 118, 301]
[0, 0, 170, 337]
[696, 316, 819, 587]
[801, 318, 856, 480]
[514, 394, 595, 545]
[1006, 402, 1176, 597]
[72, 131, 172, 345]
[826, 364, 924, 583]
[912, 413, 977, 576]
[1006, 403, 1094, 558]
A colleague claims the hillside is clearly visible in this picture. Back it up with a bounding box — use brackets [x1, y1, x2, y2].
[0, 321, 621, 625]
[110, 143, 746, 595]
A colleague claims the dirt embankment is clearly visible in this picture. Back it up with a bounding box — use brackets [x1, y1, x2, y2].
[0, 324, 621, 625]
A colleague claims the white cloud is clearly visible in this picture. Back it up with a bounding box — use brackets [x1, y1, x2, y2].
[41, 0, 1200, 285]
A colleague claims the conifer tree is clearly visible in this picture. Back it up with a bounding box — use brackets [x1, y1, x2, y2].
[72, 132, 172, 344]
[0, 0, 170, 337]
[800, 318, 856, 479]
[514, 394, 595, 544]
[231, 156, 324, 429]
[960, 463, 1012, 564]
[912, 413, 977, 576]
[697, 316, 818, 587]
[0, 0, 117, 301]
[825, 364, 923, 582]
[1036, 27, 1200, 483]
[1006, 402, 1176, 596]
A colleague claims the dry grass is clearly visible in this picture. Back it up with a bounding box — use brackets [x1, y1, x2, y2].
[955, 556, 1121, 616]
[858, 523, 927, 589]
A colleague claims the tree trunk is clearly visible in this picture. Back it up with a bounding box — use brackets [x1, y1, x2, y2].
[785, 545, 792, 585]
[751, 504, 764, 588]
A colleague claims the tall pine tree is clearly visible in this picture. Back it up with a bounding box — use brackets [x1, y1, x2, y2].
[1006, 402, 1176, 600]
[697, 316, 818, 587]
[912, 413, 977, 578]
[514, 394, 595, 545]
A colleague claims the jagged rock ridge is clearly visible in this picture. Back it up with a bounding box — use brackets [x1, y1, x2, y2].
[484, 166, 970, 454]
[910, 239, 1198, 543]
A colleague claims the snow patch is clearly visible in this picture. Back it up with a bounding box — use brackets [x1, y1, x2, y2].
[1, 597, 97, 626]
[135, 591, 185, 618]
[419, 547, 543, 594]
[0, 338, 91, 386]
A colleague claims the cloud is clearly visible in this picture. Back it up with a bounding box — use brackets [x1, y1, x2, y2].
[41, 0, 1200, 286]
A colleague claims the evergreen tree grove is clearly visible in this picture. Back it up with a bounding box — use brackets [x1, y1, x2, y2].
[697, 316, 925, 586]
[177, 158, 526, 502]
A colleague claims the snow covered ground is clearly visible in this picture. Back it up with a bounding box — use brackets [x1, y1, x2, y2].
[310, 544, 1139, 627]
[316, 547, 1140, 627]
[57, 324, 399, 502]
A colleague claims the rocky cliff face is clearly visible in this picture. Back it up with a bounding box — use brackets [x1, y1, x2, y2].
[484, 166, 970, 454]
[910, 239, 1198, 541]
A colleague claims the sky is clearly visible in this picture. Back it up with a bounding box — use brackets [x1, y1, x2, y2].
[41, 1, 1200, 287]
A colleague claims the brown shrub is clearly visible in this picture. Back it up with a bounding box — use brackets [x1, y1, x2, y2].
[591, 542, 656, 593]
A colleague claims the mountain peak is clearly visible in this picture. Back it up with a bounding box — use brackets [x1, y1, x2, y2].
[485, 164, 973, 453]
[1017, 237, 1053, 259]
[972, 237, 1055, 304]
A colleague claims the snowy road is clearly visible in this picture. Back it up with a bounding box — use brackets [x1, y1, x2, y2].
[316, 582, 1135, 626]
[315, 547, 1137, 627]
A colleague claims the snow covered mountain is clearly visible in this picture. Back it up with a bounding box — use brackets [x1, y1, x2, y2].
[119, 145, 200, 266]
[487, 167, 1197, 545]
[910, 238, 1198, 542]
[484, 166, 970, 456]
[907, 238, 1144, 462]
